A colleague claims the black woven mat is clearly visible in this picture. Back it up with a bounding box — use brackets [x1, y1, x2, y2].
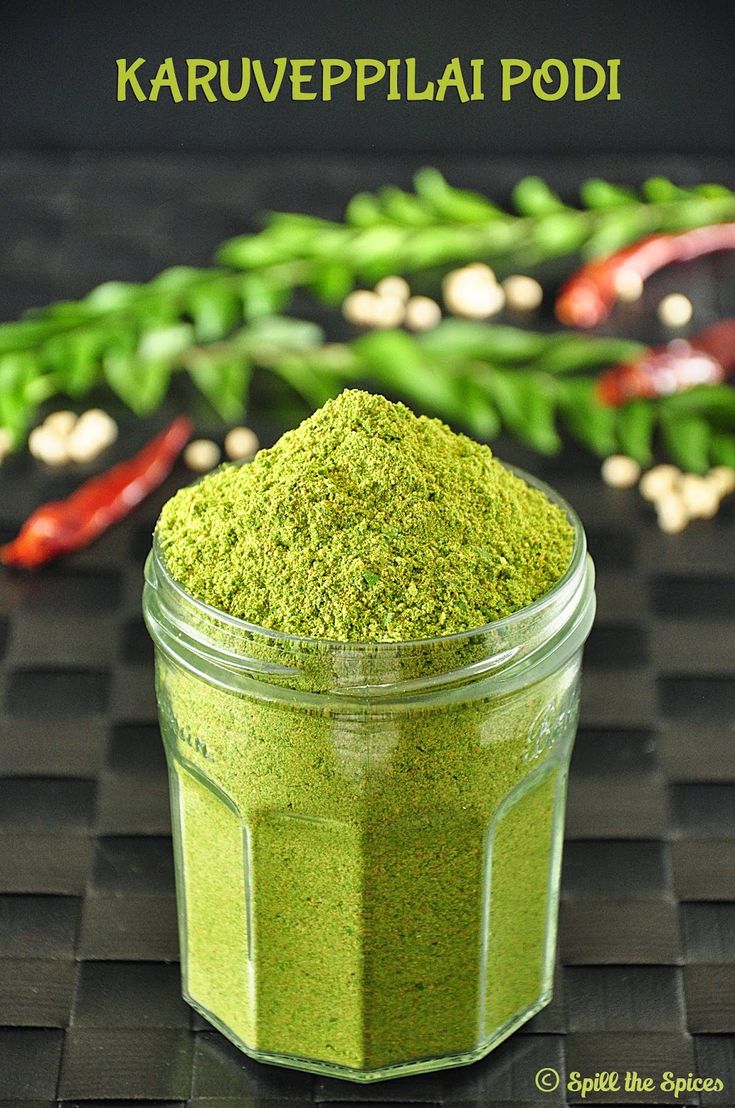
[1, 151, 734, 1107]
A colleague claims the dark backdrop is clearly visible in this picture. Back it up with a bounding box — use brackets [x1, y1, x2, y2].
[0, 0, 733, 155]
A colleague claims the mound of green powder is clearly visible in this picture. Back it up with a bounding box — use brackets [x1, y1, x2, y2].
[157, 389, 573, 641]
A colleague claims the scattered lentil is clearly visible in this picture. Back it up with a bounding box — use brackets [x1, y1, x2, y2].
[502, 274, 543, 312]
[404, 295, 442, 331]
[0, 427, 12, 463]
[614, 269, 644, 303]
[224, 426, 259, 461]
[28, 425, 69, 466]
[184, 438, 221, 473]
[375, 275, 410, 302]
[342, 289, 379, 327]
[43, 410, 77, 437]
[68, 408, 118, 462]
[371, 294, 405, 329]
[681, 474, 720, 519]
[601, 454, 641, 489]
[639, 464, 680, 502]
[443, 264, 503, 319]
[656, 491, 689, 533]
[709, 466, 735, 497]
[657, 292, 693, 328]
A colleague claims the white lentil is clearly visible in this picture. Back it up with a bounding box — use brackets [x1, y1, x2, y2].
[184, 439, 221, 473]
[656, 492, 690, 534]
[225, 426, 259, 461]
[614, 269, 644, 303]
[0, 427, 13, 462]
[680, 474, 720, 519]
[601, 454, 641, 489]
[342, 289, 381, 327]
[371, 294, 406, 329]
[43, 410, 77, 437]
[639, 464, 681, 502]
[502, 274, 543, 312]
[709, 466, 735, 497]
[657, 292, 693, 328]
[374, 276, 410, 302]
[404, 296, 442, 332]
[444, 279, 505, 319]
[28, 425, 69, 466]
[67, 409, 118, 463]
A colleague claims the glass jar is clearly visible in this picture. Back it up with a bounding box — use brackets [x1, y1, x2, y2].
[143, 469, 595, 1083]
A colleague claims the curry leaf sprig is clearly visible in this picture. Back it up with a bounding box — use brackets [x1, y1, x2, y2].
[218, 170, 735, 293]
[189, 318, 735, 474]
[0, 266, 302, 441]
[2, 170, 735, 464]
[189, 313, 733, 473]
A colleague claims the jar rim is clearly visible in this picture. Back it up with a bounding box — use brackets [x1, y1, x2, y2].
[148, 464, 587, 651]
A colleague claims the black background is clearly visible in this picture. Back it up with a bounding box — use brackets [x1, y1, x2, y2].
[0, 0, 733, 155]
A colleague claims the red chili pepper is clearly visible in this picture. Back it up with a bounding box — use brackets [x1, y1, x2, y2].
[0, 416, 193, 568]
[556, 223, 735, 328]
[597, 320, 735, 407]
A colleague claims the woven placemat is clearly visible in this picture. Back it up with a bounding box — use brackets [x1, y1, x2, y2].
[0, 151, 734, 1107]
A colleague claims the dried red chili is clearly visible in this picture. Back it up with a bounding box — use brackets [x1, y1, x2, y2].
[596, 320, 735, 407]
[556, 223, 735, 328]
[0, 415, 193, 568]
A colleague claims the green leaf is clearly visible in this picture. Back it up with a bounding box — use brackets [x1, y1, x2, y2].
[103, 352, 171, 415]
[309, 262, 354, 305]
[537, 334, 645, 375]
[137, 324, 195, 362]
[187, 283, 242, 341]
[355, 330, 467, 419]
[378, 187, 435, 226]
[344, 226, 408, 273]
[272, 354, 343, 408]
[0, 318, 61, 355]
[420, 320, 547, 364]
[558, 379, 617, 456]
[235, 315, 324, 354]
[41, 329, 104, 395]
[660, 411, 711, 473]
[579, 178, 638, 209]
[615, 400, 656, 465]
[414, 168, 502, 222]
[85, 281, 140, 312]
[216, 234, 293, 269]
[661, 385, 735, 425]
[583, 208, 656, 256]
[642, 177, 690, 203]
[152, 266, 212, 292]
[460, 381, 500, 439]
[345, 192, 384, 228]
[694, 183, 735, 198]
[481, 369, 561, 454]
[512, 177, 567, 216]
[188, 356, 250, 422]
[533, 212, 588, 254]
[710, 433, 735, 468]
[240, 273, 289, 319]
[363, 570, 380, 588]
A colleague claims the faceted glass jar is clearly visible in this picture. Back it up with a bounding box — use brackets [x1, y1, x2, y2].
[143, 470, 595, 1083]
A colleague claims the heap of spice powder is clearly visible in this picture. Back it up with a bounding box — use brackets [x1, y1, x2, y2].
[157, 389, 573, 640]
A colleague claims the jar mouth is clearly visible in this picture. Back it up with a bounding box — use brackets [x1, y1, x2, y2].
[143, 465, 595, 703]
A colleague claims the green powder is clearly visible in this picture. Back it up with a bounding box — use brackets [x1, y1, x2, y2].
[150, 389, 583, 1080]
[157, 389, 573, 640]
